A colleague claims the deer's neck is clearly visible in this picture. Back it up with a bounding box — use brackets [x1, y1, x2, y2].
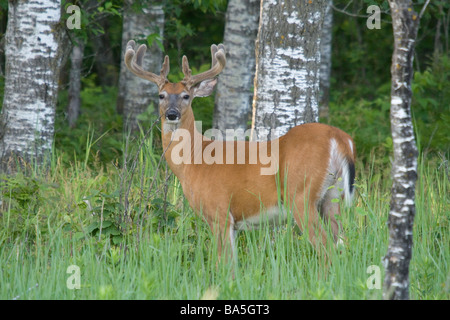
[161, 108, 202, 178]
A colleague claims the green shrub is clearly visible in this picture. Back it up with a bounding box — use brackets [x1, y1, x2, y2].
[412, 54, 450, 156]
[327, 81, 392, 167]
[55, 75, 123, 168]
[0, 174, 57, 242]
[328, 53, 449, 167]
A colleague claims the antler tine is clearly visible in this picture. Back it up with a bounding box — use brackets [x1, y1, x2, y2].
[182, 44, 226, 89]
[124, 40, 168, 88]
[217, 44, 225, 55]
[211, 44, 226, 68]
[182, 55, 192, 79]
[124, 40, 138, 70]
[160, 55, 170, 80]
[210, 44, 218, 67]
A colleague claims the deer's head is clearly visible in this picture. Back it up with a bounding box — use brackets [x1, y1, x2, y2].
[124, 40, 226, 130]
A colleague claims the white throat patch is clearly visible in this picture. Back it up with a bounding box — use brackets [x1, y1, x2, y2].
[163, 120, 180, 134]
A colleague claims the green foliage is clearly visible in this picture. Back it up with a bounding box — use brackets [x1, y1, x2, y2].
[81, 189, 124, 245]
[168, 63, 217, 132]
[163, 0, 226, 72]
[191, 93, 215, 132]
[329, 51, 449, 166]
[412, 54, 450, 156]
[146, 32, 165, 52]
[0, 174, 57, 242]
[147, 196, 179, 230]
[327, 81, 392, 166]
[55, 75, 123, 168]
[332, 0, 393, 97]
[0, 0, 7, 11]
[330, 1, 448, 165]
[62, 0, 122, 42]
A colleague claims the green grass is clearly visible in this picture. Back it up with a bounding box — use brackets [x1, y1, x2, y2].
[0, 138, 448, 299]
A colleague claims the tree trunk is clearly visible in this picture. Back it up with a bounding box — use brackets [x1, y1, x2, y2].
[0, 0, 67, 173]
[319, 0, 333, 120]
[212, 0, 259, 136]
[251, 0, 327, 141]
[117, 1, 164, 132]
[90, 18, 118, 87]
[383, 0, 422, 300]
[67, 41, 85, 128]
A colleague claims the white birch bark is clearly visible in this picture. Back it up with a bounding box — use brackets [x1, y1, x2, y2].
[0, 0, 66, 172]
[117, 1, 164, 132]
[383, 0, 422, 300]
[251, 0, 327, 141]
[319, 0, 333, 119]
[213, 0, 259, 135]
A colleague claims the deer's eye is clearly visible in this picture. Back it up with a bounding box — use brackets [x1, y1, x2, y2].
[159, 94, 165, 99]
[183, 94, 190, 100]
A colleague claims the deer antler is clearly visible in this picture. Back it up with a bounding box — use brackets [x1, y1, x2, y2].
[181, 44, 226, 89]
[124, 40, 169, 89]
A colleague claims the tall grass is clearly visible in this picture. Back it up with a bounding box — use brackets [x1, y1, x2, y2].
[0, 136, 448, 300]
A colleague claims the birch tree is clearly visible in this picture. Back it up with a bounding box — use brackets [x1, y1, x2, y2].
[319, 0, 333, 119]
[117, 0, 164, 132]
[0, 0, 67, 173]
[383, 0, 429, 300]
[251, 0, 328, 141]
[212, 0, 259, 135]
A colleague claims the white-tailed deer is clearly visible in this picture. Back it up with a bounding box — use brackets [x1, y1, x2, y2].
[124, 40, 356, 262]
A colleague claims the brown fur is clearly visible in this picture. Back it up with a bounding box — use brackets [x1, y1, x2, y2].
[160, 102, 356, 261]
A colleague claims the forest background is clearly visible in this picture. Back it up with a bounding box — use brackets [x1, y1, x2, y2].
[0, 0, 448, 300]
[0, 0, 448, 165]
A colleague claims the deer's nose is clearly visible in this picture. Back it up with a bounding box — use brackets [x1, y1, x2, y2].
[166, 109, 180, 121]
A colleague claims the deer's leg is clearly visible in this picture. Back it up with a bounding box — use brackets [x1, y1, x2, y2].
[207, 211, 236, 265]
[293, 196, 330, 262]
[320, 197, 341, 243]
[320, 186, 347, 246]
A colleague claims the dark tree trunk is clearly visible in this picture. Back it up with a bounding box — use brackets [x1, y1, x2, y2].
[67, 41, 85, 128]
[90, 18, 118, 87]
[383, 0, 425, 300]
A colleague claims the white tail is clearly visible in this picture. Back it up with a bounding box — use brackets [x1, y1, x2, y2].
[125, 41, 356, 262]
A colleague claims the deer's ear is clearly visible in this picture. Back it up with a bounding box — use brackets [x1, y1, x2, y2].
[192, 78, 217, 98]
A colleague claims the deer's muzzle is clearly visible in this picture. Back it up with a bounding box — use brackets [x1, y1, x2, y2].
[166, 108, 180, 122]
